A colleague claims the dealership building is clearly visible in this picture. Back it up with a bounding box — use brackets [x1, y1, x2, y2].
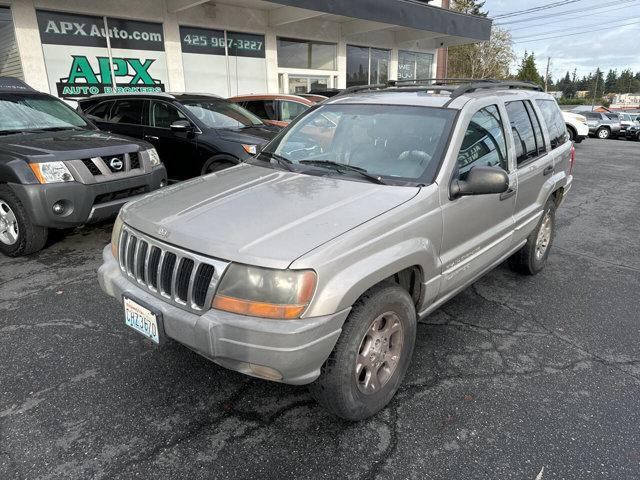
[0, 0, 490, 99]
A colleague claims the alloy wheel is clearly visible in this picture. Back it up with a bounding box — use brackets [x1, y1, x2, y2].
[535, 211, 552, 260]
[355, 311, 404, 395]
[0, 200, 19, 245]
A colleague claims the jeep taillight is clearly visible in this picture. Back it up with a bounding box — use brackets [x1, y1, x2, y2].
[569, 144, 575, 175]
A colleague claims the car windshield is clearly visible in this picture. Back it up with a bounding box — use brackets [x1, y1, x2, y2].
[0, 94, 89, 133]
[258, 103, 455, 183]
[181, 99, 263, 129]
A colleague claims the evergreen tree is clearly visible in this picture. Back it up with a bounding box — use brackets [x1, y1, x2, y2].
[559, 71, 576, 98]
[604, 69, 618, 94]
[587, 68, 605, 99]
[516, 52, 543, 87]
[450, 0, 487, 15]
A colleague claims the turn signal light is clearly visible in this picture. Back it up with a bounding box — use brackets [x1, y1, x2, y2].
[212, 295, 306, 319]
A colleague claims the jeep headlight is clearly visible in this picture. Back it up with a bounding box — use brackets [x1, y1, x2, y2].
[212, 264, 316, 319]
[147, 148, 161, 166]
[110, 214, 124, 260]
[29, 161, 74, 184]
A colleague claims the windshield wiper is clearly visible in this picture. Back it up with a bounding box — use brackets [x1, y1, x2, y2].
[299, 160, 387, 185]
[257, 151, 295, 171]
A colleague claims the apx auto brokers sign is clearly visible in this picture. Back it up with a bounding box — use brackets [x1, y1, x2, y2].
[36, 10, 168, 98]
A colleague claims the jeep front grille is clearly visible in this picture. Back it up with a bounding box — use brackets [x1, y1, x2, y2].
[118, 226, 229, 312]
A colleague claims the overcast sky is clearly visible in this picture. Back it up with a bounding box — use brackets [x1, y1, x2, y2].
[482, 0, 640, 81]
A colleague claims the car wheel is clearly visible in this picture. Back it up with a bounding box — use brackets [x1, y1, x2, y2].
[309, 282, 416, 421]
[596, 127, 610, 139]
[566, 126, 575, 142]
[0, 185, 48, 257]
[509, 198, 556, 275]
[201, 158, 237, 175]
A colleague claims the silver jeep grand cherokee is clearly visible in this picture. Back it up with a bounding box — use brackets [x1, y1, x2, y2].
[98, 80, 574, 420]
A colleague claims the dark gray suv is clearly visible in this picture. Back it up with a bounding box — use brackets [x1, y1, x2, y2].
[583, 111, 622, 139]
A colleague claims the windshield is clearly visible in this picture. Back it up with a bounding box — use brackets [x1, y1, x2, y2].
[182, 100, 263, 129]
[259, 103, 455, 183]
[0, 94, 89, 133]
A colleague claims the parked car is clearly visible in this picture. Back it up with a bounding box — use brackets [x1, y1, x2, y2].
[98, 80, 573, 420]
[562, 111, 588, 143]
[77, 93, 278, 182]
[613, 112, 640, 136]
[583, 111, 621, 139]
[308, 88, 343, 97]
[228, 94, 314, 128]
[0, 77, 166, 257]
[626, 123, 640, 140]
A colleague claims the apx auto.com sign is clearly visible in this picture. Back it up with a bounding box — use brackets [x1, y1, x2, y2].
[36, 10, 168, 98]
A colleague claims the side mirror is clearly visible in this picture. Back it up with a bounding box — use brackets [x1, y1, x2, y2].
[450, 166, 509, 199]
[170, 120, 193, 132]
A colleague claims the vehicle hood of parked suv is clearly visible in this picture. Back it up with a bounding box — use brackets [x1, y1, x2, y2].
[121, 163, 419, 269]
[0, 128, 149, 161]
[214, 125, 278, 145]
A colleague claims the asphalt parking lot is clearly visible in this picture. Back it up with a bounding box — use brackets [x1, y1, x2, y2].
[1, 138, 639, 480]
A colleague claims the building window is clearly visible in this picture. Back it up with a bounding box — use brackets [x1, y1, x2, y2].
[277, 38, 336, 70]
[346, 46, 390, 87]
[398, 51, 434, 81]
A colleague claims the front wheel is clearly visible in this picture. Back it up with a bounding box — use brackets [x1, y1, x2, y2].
[309, 282, 416, 421]
[509, 198, 556, 275]
[0, 185, 48, 257]
[201, 158, 237, 175]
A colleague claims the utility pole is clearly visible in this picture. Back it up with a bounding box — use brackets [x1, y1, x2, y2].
[591, 73, 599, 112]
[544, 57, 550, 92]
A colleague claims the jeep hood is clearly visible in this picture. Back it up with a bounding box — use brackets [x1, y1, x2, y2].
[122, 164, 419, 269]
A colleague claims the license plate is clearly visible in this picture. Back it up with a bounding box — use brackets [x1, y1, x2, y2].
[124, 296, 162, 344]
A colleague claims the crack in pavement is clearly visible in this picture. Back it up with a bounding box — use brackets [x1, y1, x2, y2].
[469, 283, 640, 383]
[554, 246, 640, 273]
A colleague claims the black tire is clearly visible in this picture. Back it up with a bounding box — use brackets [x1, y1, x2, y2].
[566, 126, 576, 142]
[509, 198, 556, 275]
[595, 127, 610, 140]
[201, 157, 237, 175]
[0, 185, 48, 257]
[309, 282, 417, 421]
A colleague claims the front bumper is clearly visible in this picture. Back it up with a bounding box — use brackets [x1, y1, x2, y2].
[9, 166, 166, 229]
[98, 246, 348, 385]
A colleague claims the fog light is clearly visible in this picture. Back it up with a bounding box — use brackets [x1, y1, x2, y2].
[52, 201, 65, 215]
[249, 363, 283, 381]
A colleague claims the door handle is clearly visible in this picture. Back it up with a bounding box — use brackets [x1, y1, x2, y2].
[500, 188, 516, 201]
[144, 135, 159, 141]
[543, 165, 554, 176]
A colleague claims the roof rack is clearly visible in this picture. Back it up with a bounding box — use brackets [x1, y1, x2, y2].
[340, 78, 542, 99]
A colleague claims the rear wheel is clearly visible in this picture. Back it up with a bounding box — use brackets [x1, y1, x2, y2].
[567, 126, 576, 142]
[0, 185, 48, 257]
[596, 127, 610, 139]
[509, 198, 556, 275]
[309, 282, 416, 421]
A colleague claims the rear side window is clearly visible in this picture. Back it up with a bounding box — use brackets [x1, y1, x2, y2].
[85, 100, 113, 121]
[505, 100, 541, 165]
[243, 100, 276, 120]
[536, 99, 567, 149]
[457, 105, 507, 175]
[280, 101, 309, 122]
[110, 99, 144, 125]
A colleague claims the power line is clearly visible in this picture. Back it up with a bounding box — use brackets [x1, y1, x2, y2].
[506, 8, 640, 31]
[493, 0, 584, 19]
[495, 0, 640, 25]
[511, 16, 640, 40]
[513, 19, 640, 43]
